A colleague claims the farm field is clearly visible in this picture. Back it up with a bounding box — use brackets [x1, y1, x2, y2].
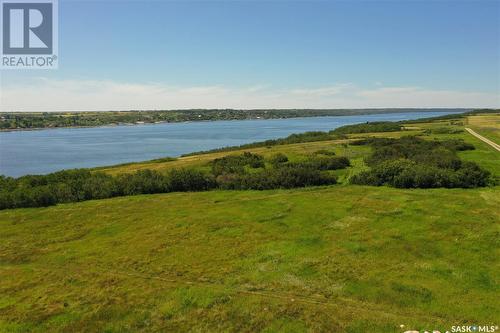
[0, 113, 499, 332]
[465, 114, 500, 146]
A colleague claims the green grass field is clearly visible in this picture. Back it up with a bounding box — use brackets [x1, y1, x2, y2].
[0, 114, 499, 332]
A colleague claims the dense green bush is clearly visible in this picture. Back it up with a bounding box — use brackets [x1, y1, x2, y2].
[211, 152, 265, 176]
[268, 153, 289, 165]
[0, 168, 216, 210]
[313, 149, 336, 156]
[350, 137, 490, 188]
[289, 156, 350, 171]
[115, 169, 168, 195]
[167, 169, 216, 192]
[229, 166, 337, 190]
[363, 136, 474, 167]
[349, 137, 396, 146]
[423, 127, 463, 134]
[441, 139, 475, 151]
[331, 122, 401, 135]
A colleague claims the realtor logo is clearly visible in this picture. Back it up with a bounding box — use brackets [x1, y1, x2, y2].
[1, 0, 58, 69]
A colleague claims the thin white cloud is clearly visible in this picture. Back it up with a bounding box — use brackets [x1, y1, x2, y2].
[290, 84, 354, 97]
[0, 78, 498, 111]
[356, 86, 500, 108]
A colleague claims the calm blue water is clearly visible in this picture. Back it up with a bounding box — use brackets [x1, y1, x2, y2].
[0, 111, 463, 177]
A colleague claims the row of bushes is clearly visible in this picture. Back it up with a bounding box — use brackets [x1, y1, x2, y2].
[217, 166, 337, 190]
[211, 152, 265, 176]
[423, 127, 463, 134]
[360, 137, 475, 167]
[287, 156, 350, 171]
[330, 121, 402, 134]
[0, 152, 351, 209]
[351, 159, 490, 188]
[211, 152, 350, 173]
[212, 152, 346, 190]
[0, 169, 215, 210]
[350, 136, 491, 188]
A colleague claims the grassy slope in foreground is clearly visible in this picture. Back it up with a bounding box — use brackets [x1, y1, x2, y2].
[1, 186, 499, 332]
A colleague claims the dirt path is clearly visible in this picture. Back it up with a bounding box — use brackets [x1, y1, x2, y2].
[465, 128, 500, 152]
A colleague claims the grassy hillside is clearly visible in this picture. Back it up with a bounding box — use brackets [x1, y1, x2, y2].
[1, 186, 499, 332]
[0, 113, 499, 332]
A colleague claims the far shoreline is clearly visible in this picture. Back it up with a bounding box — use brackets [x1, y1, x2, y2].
[0, 108, 469, 133]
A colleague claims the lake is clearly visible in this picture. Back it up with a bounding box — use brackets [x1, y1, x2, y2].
[0, 110, 463, 177]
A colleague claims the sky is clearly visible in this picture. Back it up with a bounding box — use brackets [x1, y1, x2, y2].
[1, 0, 499, 111]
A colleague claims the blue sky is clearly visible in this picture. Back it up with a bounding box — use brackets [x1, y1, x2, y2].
[1, 0, 499, 110]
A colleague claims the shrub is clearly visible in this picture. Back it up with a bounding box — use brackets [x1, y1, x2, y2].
[288, 156, 350, 171]
[0, 175, 17, 192]
[423, 127, 463, 134]
[313, 149, 336, 156]
[211, 152, 264, 176]
[351, 159, 416, 186]
[313, 156, 350, 170]
[116, 169, 168, 195]
[238, 166, 337, 190]
[442, 139, 475, 151]
[455, 162, 491, 188]
[269, 153, 289, 165]
[0, 168, 216, 210]
[331, 122, 401, 135]
[167, 169, 216, 192]
[2, 185, 57, 209]
[350, 137, 489, 188]
[215, 173, 244, 190]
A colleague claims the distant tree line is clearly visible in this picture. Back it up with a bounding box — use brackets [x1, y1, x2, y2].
[350, 136, 491, 188]
[0, 152, 350, 209]
[0, 109, 465, 130]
